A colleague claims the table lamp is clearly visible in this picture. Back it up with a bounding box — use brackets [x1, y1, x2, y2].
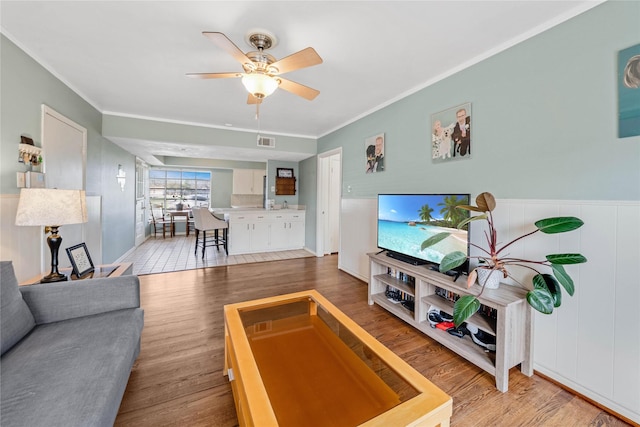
[15, 188, 88, 283]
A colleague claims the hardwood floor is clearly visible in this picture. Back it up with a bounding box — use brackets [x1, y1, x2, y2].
[115, 256, 631, 427]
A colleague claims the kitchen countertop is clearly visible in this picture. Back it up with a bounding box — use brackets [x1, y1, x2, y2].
[211, 206, 306, 217]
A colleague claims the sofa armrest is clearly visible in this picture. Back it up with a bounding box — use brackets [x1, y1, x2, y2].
[20, 275, 140, 325]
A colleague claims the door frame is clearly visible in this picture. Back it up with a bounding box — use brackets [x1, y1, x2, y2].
[134, 158, 148, 246]
[315, 147, 342, 257]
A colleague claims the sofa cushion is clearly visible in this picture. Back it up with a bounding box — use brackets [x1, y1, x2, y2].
[1, 261, 35, 356]
[0, 307, 144, 427]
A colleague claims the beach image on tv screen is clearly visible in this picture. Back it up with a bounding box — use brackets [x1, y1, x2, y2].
[377, 194, 469, 265]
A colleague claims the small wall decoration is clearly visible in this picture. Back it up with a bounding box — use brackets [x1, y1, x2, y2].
[66, 243, 95, 277]
[431, 102, 471, 163]
[618, 43, 640, 138]
[365, 133, 385, 173]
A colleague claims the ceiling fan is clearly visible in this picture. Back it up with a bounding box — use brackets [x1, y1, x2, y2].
[186, 31, 323, 104]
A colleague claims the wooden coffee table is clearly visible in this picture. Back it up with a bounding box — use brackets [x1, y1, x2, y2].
[224, 290, 452, 427]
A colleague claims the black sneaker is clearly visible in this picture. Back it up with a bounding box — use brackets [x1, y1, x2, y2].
[466, 325, 496, 351]
[428, 310, 443, 328]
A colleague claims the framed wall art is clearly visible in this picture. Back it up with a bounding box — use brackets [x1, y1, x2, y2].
[618, 43, 640, 138]
[365, 133, 385, 173]
[431, 102, 471, 163]
[66, 242, 95, 277]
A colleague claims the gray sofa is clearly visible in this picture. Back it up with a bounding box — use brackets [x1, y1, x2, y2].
[0, 261, 144, 427]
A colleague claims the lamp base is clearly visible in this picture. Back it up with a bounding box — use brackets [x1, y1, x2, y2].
[43, 226, 67, 283]
[41, 272, 68, 283]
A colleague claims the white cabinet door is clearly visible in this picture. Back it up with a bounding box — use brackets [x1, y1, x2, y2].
[289, 219, 305, 248]
[269, 214, 289, 250]
[229, 215, 251, 254]
[251, 221, 271, 252]
[252, 170, 265, 195]
[288, 212, 305, 249]
[233, 169, 266, 194]
[232, 169, 253, 194]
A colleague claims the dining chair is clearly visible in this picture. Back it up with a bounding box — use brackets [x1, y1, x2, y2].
[191, 207, 228, 258]
[150, 205, 171, 238]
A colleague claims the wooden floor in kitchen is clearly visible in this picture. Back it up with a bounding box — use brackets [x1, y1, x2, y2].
[115, 255, 632, 427]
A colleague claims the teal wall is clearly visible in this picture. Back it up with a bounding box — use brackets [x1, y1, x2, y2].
[318, 1, 640, 202]
[267, 160, 299, 206]
[1, 34, 135, 263]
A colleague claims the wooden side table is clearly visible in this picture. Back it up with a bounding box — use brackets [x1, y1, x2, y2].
[20, 262, 133, 285]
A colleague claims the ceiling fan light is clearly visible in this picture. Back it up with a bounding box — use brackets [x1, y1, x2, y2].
[242, 73, 278, 98]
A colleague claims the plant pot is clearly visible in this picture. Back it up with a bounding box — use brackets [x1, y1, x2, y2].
[477, 268, 501, 289]
[176, 203, 184, 211]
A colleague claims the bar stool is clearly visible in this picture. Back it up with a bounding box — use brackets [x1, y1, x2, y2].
[191, 207, 228, 258]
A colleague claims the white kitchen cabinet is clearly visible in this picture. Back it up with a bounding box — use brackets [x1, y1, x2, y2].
[227, 211, 305, 255]
[232, 169, 265, 195]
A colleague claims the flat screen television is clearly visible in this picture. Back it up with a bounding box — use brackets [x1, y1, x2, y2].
[377, 193, 470, 273]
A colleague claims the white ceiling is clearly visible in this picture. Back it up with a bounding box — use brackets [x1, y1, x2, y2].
[1, 1, 602, 163]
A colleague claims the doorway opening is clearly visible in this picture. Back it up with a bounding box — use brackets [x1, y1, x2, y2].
[316, 148, 342, 257]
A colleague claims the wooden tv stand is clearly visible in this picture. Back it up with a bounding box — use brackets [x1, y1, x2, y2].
[368, 252, 533, 392]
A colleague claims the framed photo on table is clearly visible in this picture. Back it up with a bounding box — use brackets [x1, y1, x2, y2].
[66, 243, 95, 277]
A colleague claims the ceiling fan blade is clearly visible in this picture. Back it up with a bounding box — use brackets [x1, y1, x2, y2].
[185, 72, 242, 79]
[247, 94, 263, 105]
[276, 77, 320, 100]
[203, 32, 252, 66]
[269, 47, 323, 74]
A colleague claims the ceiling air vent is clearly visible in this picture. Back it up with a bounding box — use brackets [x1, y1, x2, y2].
[257, 135, 275, 147]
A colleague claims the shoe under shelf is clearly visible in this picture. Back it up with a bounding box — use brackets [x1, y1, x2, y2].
[421, 294, 496, 335]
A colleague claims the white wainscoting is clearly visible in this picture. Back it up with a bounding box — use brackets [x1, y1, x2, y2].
[0, 194, 103, 283]
[338, 197, 639, 423]
[338, 198, 378, 282]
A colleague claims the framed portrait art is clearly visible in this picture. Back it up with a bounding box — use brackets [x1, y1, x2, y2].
[365, 133, 385, 173]
[431, 102, 471, 163]
[618, 43, 640, 138]
[66, 243, 95, 277]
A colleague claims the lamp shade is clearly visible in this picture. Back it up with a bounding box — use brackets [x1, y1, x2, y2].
[15, 188, 88, 226]
[241, 73, 279, 98]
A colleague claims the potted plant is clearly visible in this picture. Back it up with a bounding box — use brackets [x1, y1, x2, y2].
[421, 192, 587, 326]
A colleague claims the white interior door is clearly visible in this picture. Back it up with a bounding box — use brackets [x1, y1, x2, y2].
[41, 105, 87, 271]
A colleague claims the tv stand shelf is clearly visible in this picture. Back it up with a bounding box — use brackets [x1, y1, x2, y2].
[368, 251, 533, 392]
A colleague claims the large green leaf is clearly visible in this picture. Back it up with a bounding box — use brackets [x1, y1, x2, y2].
[475, 192, 496, 212]
[453, 295, 481, 327]
[438, 251, 467, 273]
[551, 264, 575, 296]
[535, 217, 584, 234]
[456, 214, 487, 230]
[533, 274, 562, 307]
[421, 232, 451, 250]
[546, 253, 587, 265]
[527, 288, 554, 314]
[456, 205, 485, 213]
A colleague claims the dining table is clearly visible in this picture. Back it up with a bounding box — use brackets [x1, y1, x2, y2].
[168, 210, 191, 237]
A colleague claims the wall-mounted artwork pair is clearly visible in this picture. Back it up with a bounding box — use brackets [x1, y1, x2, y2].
[365, 133, 385, 173]
[431, 102, 471, 163]
[618, 43, 640, 138]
